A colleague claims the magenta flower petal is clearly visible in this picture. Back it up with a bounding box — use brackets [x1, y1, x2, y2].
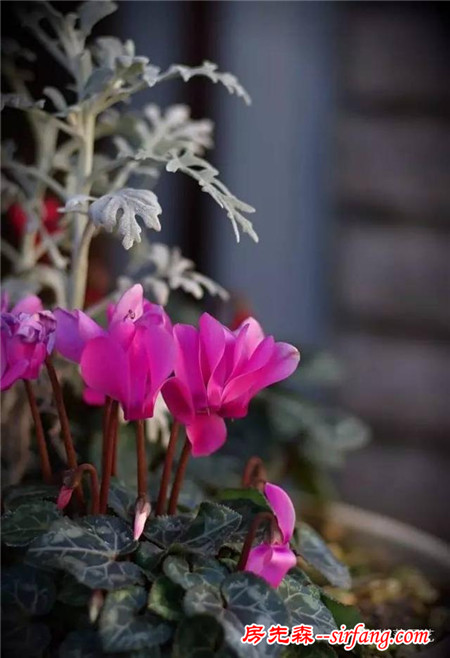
[186, 414, 227, 457]
[80, 336, 129, 406]
[199, 313, 227, 382]
[162, 377, 195, 425]
[54, 308, 104, 363]
[245, 543, 296, 587]
[83, 387, 106, 406]
[11, 295, 43, 315]
[143, 325, 175, 392]
[0, 357, 28, 390]
[109, 284, 144, 325]
[57, 485, 74, 510]
[264, 482, 296, 543]
[173, 325, 207, 408]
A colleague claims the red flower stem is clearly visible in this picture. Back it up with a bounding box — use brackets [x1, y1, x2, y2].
[70, 464, 100, 515]
[236, 511, 277, 571]
[101, 396, 112, 478]
[168, 437, 191, 515]
[241, 456, 267, 488]
[23, 380, 52, 484]
[45, 357, 84, 505]
[111, 406, 119, 477]
[136, 419, 147, 499]
[99, 400, 119, 514]
[155, 420, 179, 516]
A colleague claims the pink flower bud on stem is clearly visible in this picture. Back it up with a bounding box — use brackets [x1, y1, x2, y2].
[133, 496, 151, 540]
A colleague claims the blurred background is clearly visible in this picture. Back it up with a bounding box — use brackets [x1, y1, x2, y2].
[2, 2, 450, 540]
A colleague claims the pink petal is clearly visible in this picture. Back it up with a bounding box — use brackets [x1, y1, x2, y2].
[173, 325, 207, 408]
[123, 329, 152, 421]
[80, 336, 129, 407]
[222, 340, 300, 405]
[109, 284, 144, 325]
[57, 485, 74, 510]
[245, 543, 296, 587]
[133, 499, 151, 540]
[0, 358, 28, 390]
[264, 482, 296, 542]
[83, 387, 106, 406]
[234, 316, 265, 351]
[186, 414, 227, 457]
[12, 295, 43, 315]
[161, 377, 195, 425]
[199, 313, 226, 382]
[54, 309, 103, 363]
[142, 325, 175, 392]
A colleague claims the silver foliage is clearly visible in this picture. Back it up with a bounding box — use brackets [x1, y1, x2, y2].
[89, 188, 162, 250]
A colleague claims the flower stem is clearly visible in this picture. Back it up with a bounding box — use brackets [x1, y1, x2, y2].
[23, 380, 52, 484]
[136, 420, 147, 500]
[68, 464, 100, 515]
[236, 512, 277, 571]
[242, 456, 267, 488]
[45, 357, 83, 505]
[168, 437, 191, 515]
[155, 420, 179, 516]
[101, 396, 112, 479]
[99, 400, 119, 514]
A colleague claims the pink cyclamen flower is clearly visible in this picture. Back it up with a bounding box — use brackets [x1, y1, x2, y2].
[1, 294, 56, 391]
[54, 285, 174, 421]
[244, 482, 297, 587]
[162, 314, 300, 456]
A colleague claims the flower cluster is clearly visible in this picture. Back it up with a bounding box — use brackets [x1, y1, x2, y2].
[1, 293, 56, 390]
[1, 285, 300, 585]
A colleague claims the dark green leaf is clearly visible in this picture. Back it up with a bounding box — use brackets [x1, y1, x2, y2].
[26, 516, 143, 590]
[2, 483, 59, 511]
[143, 513, 193, 548]
[172, 615, 224, 658]
[59, 630, 103, 658]
[99, 586, 172, 652]
[2, 564, 56, 615]
[135, 541, 165, 580]
[278, 574, 336, 635]
[219, 488, 270, 510]
[281, 644, 337, 658]
[296, 523, 351, 589]
[147, 575, 184, 620]
[1, 501, 61, 547]
[179, 503, 241, 554]
[163, 555, 229, 590]
[321, 593, 362, 628]
[2, 619, 51, 658]
[184, 572, 288, 658]
[57, 573, 91, 607]
[107, 479, 136, 521]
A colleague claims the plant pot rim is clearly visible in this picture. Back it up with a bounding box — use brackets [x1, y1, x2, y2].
[328, 501, 450, 586]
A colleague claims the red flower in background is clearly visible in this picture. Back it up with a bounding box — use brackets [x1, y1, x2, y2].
[8, 197, 61, 239]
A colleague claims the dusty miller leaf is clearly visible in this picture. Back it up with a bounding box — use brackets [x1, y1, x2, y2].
[88, 188, 161, 249]
[158, 61, 251, 105]
[165, 151, 257, 242]
[78, 1, 117, 37]
[0, 94, 45, 111]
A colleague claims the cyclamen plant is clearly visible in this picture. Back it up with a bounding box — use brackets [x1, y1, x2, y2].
[1, 3, 361, 658]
